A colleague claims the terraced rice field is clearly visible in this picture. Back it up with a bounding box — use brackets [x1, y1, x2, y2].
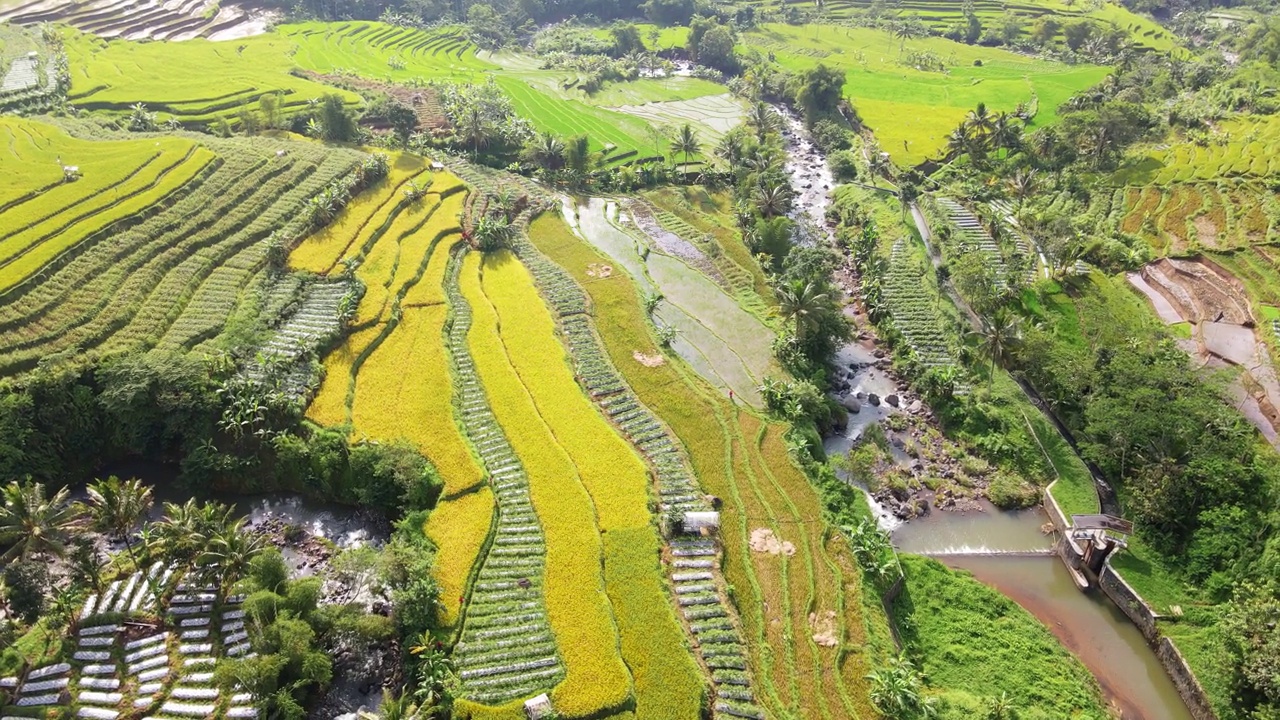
[567, 198, 774, 406]
[0, 127, 361, 374]
[745, 24, 1109, 165]
[1117, 115, 1280, 185]
[458, 249, 643, 715]
[0, 117, 206, 290]
[289, 154, 431, 274]
[1103, 118, 1280, 253]
[301, 167, 480, 492]
[740, 0, 1173, 51]
[277, 21, 492, 80]
[1087, 181, 1275, 253]
[529, 212, 893, 720]
[609, 93, 747, 145]
[0, 0, 272, 41]
[495, 75, 663, 163]
[64, 29, 360, 125]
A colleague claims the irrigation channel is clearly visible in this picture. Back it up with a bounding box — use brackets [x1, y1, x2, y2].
[781, 108, 1195, 720]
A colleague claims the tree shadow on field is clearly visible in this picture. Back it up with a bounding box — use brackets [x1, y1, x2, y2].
[890, 565, 924, 656]
[480, 247, 520, 274]
[394, 157, 421, 173]
[1113, 155, 1165, 185]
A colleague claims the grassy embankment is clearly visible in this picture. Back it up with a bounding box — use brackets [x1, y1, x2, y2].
[894, 556, 1112, 719]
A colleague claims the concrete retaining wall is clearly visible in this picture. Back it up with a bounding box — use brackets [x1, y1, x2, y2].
[1044, 483, 1086, 571]
[1157, 637, 1220, 720]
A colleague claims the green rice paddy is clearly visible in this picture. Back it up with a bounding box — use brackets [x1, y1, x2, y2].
[64, 29, 361, 124]
[277, 21, 494, 80]
[1116, 115, 1280, 185]
[744, 23, 1110, 165]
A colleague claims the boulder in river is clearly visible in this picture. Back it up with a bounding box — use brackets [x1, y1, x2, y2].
[886, 394, 900, 408]
[868, 393, 881, 407]
[908, 400, 922, 413]
[841, 396, 862, 414]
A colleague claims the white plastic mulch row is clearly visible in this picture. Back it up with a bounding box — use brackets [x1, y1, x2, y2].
[159, 701, 217, 717]
[111, 575, 139, 614]
[79, 691, 122, 705]
[20, 677, 67, 693]
[125, 632, 169, 651]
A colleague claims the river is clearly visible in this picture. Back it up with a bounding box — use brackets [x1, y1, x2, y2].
[781, 105, 1195, 720]
[891, 500, 1193, 720]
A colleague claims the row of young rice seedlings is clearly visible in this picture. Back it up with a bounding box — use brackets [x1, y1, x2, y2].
[101, 151, 357, 353]
[882, 240, 957, 369]
[154, 254, 261, 349]
[0, 144, 359, 370]
[441, 245, 565, 708]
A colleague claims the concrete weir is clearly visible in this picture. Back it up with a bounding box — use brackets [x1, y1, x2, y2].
[1043, 486, 1216, 720]
[894, 498, 1198, 720]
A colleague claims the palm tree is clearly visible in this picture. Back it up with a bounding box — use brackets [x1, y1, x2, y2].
[84, 476, 153, 568]
[0, 480, 83, 562]
[966, 102, 996, 137]
[945, 123, 974, 162]
[458, 106, 490, 158]
[200, 520, 265, 588]
[746, 101, 778, 143]
[669, 124, 701, 170]
[897, 181, 920, 220]
[776, 279, 829, 342]
[717, 132, 746, 168]
[970, 308, 1023, 388]
[989, 112, 1022, 154]
[754, 183, 793, 218]
[153, 499, 236, 567]
[1008, 169, 1037, 208]
[527, 131, 565, 172]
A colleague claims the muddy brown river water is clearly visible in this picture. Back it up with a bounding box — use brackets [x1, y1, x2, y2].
[895, 509, 1195, 720]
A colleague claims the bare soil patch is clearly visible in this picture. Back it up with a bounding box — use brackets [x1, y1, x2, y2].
[809, 610, 838, 648]
[1194, 215, 1220, 247]
[632, 350, 664, 367]
[749, 527, 796, 556]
